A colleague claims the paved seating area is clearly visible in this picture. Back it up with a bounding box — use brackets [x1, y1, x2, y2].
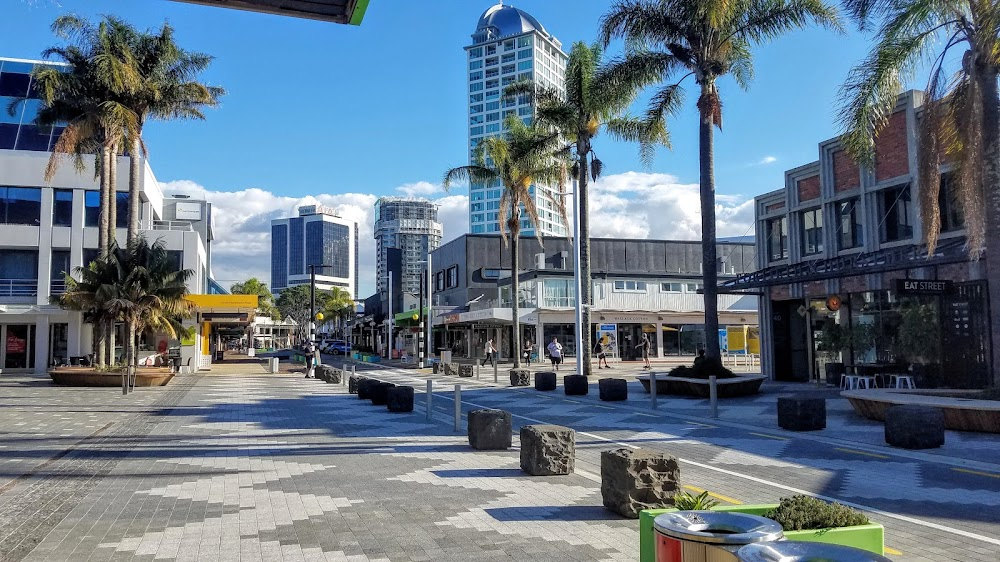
[1, 366, 1000, 561]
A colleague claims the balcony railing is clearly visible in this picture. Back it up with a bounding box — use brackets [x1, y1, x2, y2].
[0, 279, 38, 298]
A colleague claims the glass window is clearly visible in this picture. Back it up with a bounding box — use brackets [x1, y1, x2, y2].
[939, 172, 964, 232]
[0, 187, 42, 225]
[801, 208, 823, 255]
[53, 189, 73, 226]
[766, 216, 788, 261]
[838, 198, 863, 250]
[661, 282, 682, 292]
[879, 184, 913, 242]
[613, 280, 647, 292]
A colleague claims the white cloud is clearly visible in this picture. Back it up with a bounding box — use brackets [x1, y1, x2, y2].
[158, 180, 469, 298]
[159, 171, 753, 299]
[757, 155, 778, 165]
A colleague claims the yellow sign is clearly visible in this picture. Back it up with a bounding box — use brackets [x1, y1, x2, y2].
[186, 294, 259, 309]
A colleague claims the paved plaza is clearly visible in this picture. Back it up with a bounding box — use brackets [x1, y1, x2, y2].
[1, 360, 1000, 561]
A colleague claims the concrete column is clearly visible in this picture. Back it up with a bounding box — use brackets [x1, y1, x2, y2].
[655, 322, 665, 359]
[34, 315, 50, 374]
[67, 312, 83, 357]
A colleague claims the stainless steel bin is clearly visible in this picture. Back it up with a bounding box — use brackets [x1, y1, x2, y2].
[653, 511, 784, 562]
[736, 541, 893, 561]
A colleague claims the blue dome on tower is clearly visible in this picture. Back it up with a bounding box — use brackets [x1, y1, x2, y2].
[473, 3, 546, 41]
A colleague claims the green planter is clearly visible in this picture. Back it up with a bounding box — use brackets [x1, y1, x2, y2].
[639, 504, 884, 562]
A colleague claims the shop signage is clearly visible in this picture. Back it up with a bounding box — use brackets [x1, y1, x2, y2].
[895, 279, 953, 295]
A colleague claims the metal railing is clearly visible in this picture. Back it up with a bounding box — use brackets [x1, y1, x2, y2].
[0, 279, 38, 298]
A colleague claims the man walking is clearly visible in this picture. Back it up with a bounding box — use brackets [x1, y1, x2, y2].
[481, 338, 496, 367]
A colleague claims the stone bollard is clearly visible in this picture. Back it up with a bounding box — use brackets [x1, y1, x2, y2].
[598, 378, 628, 401]
[509, 369, 530, 387]
[564, 374, 589, 396]
[520, 425, 575, 476]
[458, 364, 474, 378]
[885, 404, 945, 449]
[387, 386, 414, 413]
[534, 371, 557, 391]
[467, 409, 512, 450]
[601, 447, 680, 518]
[777, 396, 826, 431]
[370, 382, 395, 406]
[357, 378, 376, 400]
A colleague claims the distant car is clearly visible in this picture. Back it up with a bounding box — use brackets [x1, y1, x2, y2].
[325, 340, 351, 355]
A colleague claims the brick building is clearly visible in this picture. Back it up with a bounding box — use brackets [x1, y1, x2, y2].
[725, 90, 995, 388]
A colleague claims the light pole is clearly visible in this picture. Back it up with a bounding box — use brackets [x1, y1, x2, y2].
[308, 263, 332, 347]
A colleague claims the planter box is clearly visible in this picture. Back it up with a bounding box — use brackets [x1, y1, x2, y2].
[637, 374, 765, 397]
[639, 504, 884, 562]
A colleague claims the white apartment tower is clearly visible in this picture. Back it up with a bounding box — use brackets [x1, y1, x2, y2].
[374, 198, 443, 298]
[466, 3, 568, 236]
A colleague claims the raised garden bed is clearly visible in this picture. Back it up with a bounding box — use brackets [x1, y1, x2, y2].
[843, 388, 1000, 433]
[49, 367, 175, 387]
[637, 373, 765, 397]
[639, 504, 884, 562]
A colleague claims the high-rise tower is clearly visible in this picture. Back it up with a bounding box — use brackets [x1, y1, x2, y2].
[466, 3, 568, 236]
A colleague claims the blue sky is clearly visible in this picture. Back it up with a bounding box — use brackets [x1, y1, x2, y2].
[4, 0, 874, 198]
[2, 0, 892, 291]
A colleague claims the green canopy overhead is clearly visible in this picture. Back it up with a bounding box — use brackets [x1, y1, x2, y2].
[171, 0, 370, 25]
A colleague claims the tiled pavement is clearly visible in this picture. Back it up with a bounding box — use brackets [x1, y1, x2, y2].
[1, 364, 999, 561]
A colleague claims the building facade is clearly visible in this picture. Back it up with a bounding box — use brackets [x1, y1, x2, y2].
[271, 204, 359, 299]
[373, 197, 441, 297]
[727, 90, 995, 388]
[466, 3, 568, 236]
[0, 56, 221, 372]
[428, 234, 758, 362]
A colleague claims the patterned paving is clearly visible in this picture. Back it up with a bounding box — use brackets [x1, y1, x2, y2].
[2, 364, 1000, 561]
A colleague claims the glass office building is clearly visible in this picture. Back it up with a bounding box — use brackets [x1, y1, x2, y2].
[271, 205, 358, 299]
[466, 3, 568, 236]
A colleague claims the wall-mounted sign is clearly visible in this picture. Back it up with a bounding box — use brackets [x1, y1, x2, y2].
[175, 201, 202, 221]
[895, 279, 953, 295]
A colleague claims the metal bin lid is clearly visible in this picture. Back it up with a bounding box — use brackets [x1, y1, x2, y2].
[652, 511, 784, 545]
[736, 541, 894, 561]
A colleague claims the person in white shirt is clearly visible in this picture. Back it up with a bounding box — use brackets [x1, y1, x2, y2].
[547, 337, 563, 370]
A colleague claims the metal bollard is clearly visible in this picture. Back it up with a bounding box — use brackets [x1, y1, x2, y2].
[650, 371, 657, 410]
[454, 384, 461, 432]
[426, 379, 433, 421]
[709, 375, 718, 418]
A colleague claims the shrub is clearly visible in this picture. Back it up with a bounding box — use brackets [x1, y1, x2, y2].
[672, 490, 718, 510]
[763, 495, 869, 531]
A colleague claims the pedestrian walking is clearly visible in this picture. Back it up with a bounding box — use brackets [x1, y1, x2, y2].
[304, 340, 317, 378]
[547, 337, 563, 370]
[481, 338, 496, 367]
[637, 333, 652, 370]
[523, 339, 534, 367]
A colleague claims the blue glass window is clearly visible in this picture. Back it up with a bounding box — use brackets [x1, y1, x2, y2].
[0, 187, 41, 225]
[289, 217, 304, 275]
[271, 224, 288, 289]
[53, 189, 73, 226]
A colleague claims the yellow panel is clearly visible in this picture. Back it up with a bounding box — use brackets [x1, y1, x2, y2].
[187, 294, 259, 309]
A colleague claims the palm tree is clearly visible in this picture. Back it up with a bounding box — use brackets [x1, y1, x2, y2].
[444, 115, 567, 370]
[506, 41, 670, 376]
[839, 0, 1000, 383]
[231, 277, 280, 319]
[600, 0, 840, 362]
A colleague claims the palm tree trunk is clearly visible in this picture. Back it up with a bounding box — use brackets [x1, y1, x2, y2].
[699, 83, 721, 361]
[978, 67, 1000, 386]
[128, 137, 142, 245]
[511, 208, 522, 369]
[577, 139, 593, 377]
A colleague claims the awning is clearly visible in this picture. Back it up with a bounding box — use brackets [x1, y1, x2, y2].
[720, 238, 969, 291]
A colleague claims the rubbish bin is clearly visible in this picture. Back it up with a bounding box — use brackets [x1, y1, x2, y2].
[736, 541, 893, 562]
[653, 511, 783, 562]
